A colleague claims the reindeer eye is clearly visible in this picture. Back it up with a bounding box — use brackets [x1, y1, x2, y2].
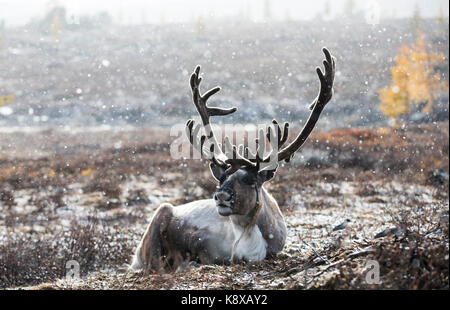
[241, 175, 254, 185]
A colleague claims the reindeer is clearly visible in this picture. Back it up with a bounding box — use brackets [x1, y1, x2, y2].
[130, 48, 336, 273]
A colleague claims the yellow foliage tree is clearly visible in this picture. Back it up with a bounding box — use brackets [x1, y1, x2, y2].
[0, 94, 15, 105]
[379, 34, 448, 123]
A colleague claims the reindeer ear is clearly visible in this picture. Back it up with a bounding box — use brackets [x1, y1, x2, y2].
[257, 168, 276, 184]
[209, 163, 226, 182]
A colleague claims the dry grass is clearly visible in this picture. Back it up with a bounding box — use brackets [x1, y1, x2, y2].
[0, 216, 134, 289]
[0, 122, 448, 289]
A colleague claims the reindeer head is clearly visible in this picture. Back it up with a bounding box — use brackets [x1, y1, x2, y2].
[210, 165, 274, 216]
[186, 48, 336, 217]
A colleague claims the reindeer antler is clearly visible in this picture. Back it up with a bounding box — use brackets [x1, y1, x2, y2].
[267, 120, 289, 150]
[245, 48, 335, 166]
[224, 137, 256, 174]
[186, 66, 237, 168]
[277, 47, 335, 162]
[189, 66, 237, 125]
[186, 48, 335, 174]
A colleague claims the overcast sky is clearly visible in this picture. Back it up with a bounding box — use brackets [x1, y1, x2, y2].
[0, 0, 448, 26]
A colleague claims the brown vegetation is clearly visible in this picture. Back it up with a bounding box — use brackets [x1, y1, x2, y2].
[0, 122, 448, 289]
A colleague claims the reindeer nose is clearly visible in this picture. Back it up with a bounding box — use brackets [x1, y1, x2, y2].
[215, 191, 231, 202]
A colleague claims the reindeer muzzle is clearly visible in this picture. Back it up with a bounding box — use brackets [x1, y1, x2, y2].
[214, 189, 234, 216]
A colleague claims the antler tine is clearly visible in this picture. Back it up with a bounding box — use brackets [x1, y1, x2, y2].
[188, 65, 239, 167]
[208, 143, 225, 167]
[309, 48, 335, 110]
[254, 128, 265, 162]
[243, 131, 260, 163]
[225, 137, 255, 166]
[190, 65, 237, 125]
[277, 47, 335, 163]
[259, 126, 278, 165]
[223, 136, 256, 174]
[267, 120, 289, 150]
[185, 119, 197, 144]
[237, 144, 245, 157]
[243, 127, 278, 169]
[186, 119, 211, 159]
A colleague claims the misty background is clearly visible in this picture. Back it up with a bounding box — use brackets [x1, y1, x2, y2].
[0, 0, 448, 130]
[1, 0, 449, 25]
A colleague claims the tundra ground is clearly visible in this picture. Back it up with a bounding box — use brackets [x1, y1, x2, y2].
[0, 122, 448, 289]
